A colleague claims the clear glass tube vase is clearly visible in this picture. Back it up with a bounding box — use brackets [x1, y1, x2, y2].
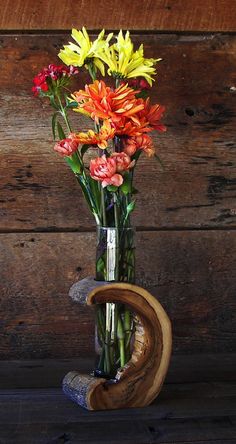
[94, 226, 135, 379]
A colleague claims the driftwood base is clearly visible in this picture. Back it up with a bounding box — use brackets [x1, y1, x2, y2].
[63, 280, 172, 410]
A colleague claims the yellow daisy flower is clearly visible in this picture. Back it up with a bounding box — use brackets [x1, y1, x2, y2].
[58, 27, 113, 76]
[95, 30, 161, 85]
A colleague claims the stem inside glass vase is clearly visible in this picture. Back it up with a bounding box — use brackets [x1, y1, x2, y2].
[94, 226, 135, 379]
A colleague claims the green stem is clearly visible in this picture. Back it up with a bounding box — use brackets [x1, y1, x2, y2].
[101, 186, 107, 227]
[125, 330, 133, 350]
[113, 193, 119, 229]
[110, 303, 118, 344]
[87, 63, 97, 82]
[104, 349, 110, 374]
[105, 330, 111, 375]
[113, 192, 120, 280]
[117, 315, 126, 367]
[57, 93, 72, 133]
[104, 303, 112, 374]
[124, 306, 132, 359]
[77, 176, 100, 225]
[55, 92, 101, 225]
[96, 306, 105, 342]
[124, 308, 131, 334]
[125, 194, 131, 227]
[115, 77, 122, 88]
[119, 339, 125, 367]
[98, 346, 105, 370]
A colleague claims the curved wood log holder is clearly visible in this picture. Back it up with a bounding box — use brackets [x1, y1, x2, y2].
[63, 282, 172, 410]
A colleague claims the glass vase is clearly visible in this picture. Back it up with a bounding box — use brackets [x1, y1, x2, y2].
[94, 226, 135, 379]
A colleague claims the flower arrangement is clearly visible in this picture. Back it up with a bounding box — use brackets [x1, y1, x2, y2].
[33, 28, 166, 378]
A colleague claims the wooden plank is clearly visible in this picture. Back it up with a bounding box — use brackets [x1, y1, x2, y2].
[0, 384, 236, 422]
[166, 441, 236, 444]
[1, 0, 236, 31]
[0, 231, 235, 359]
[0, 359, 93, 389]
[2, 380, 236, 401]
[0, 34, 236, 230]
[0, 386, 235, 443]
[0, 354, 236, 388]
[166, 353, 236, 384]
[0, 405, 235, 444]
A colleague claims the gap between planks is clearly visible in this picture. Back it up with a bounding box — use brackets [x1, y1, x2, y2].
[1, 226, 236, 234]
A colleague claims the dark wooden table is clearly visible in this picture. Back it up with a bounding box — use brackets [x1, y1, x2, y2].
[0, 355, 236, 444]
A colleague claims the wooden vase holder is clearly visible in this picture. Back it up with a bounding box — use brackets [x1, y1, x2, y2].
[63, 278, 172, 410]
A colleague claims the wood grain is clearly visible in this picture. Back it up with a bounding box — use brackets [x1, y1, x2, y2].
[0, 387, 235, 444]
[1, 354, 236, 388]
[1, 15, 236, 373]
[0, 0, 236, 31]
[0, 34, 236, 230]
[1, 383, 236, 421]
[0, 231, 235, 359]
[0, 418, 235, 444]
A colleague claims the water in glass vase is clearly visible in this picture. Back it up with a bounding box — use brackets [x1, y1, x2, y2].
[94, 226, 135, 379]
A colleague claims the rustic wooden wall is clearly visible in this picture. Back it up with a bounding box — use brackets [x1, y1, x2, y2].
[0, 1, 236, 362]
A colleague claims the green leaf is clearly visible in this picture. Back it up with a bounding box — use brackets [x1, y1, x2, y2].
[64, 94, 70, 106]
[66, 100, 78, 109]
[76, 176, 93, 213]
[65, 155, 82, 175]
[49, 95, 58, 110]
[51, 112, 58, 140]
[107, 185, 118, 192]
[120, 172, 132, 195]
[154, 153, 164, 170]
[120, 182, 129, 195]
[135, 90, 149, 99]
[57, 121, 66, 140]
[96, 256, 105, 274]
[81, 144, 90, 159]
[126, 200, 136, 215]
[88, 176, 101, 213]
[123, 200, 136, 225]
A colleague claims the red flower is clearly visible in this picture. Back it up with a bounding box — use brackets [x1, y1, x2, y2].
[32, 64, 78, 96]
[123, 78, 151, 91]
[46, 64, 78, 80]
[32, 72, 48, 96]
[54, 135, 79, 157]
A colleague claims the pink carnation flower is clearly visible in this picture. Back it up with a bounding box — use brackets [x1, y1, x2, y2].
[123, 134, 155, 157]
[110, 152, 135, 172]
[90, 153, 134, 188]
[90, 155, 123, 188]
[54, 135, 79, 157]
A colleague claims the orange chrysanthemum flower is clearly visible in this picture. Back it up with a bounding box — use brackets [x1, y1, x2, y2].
[115, 98, 166, 137]
[72, 80, 166, 140]
[73, 80, 144, 124]
[138, 98, 166, 132]
[123, 134, 155, 157]
[74, 120, 115, 149]
[111, 112, 151, 137]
